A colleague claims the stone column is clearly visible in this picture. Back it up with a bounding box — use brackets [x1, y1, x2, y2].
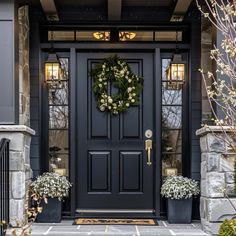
[196, 126, 236, 235]
[0, 125, 35, 226]
[19, 6, 30, 126]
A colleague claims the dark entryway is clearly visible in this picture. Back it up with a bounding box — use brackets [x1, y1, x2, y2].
[76, 52, 158, 216]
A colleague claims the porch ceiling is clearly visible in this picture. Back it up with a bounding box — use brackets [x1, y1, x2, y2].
[18, 0, 194, 22]
[19, 0, 174, 7]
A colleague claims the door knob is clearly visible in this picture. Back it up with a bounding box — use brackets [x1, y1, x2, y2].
[145, 139, 152, 166]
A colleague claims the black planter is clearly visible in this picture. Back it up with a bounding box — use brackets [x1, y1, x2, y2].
[36, 198, 62, 223]
[167, 198, 192, 224]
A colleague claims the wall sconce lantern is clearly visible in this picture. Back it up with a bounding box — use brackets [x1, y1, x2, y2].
[166, 54, 186, 83]
[45, 52, 61, 83]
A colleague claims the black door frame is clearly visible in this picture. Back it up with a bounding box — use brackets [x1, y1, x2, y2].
[40, 43, 190, 218]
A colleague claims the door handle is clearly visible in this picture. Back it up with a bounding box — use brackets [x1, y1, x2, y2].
[145, 139, 152, 166]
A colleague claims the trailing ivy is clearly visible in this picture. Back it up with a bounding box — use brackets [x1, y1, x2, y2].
[91, 55, 143, 115]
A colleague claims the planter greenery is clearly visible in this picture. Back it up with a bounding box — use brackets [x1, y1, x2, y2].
[161, 175, 200, 223]
[219, 219, 236, 236]
[30, 172, 72, 223]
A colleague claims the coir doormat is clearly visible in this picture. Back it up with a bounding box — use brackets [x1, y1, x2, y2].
[74, 218, 158, 225]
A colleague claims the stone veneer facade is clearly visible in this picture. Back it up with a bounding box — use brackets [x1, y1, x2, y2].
[196, 126, 236, 235]
[19, 6, 30, 126]
[0, 125, 35, 226]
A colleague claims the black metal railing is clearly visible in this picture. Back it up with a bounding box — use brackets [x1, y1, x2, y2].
[0, 139, 10, 236]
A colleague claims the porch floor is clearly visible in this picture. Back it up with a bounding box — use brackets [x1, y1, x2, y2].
[7, 220, 211, 236]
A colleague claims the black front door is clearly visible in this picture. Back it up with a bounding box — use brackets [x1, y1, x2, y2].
[76, 52, 156, 215]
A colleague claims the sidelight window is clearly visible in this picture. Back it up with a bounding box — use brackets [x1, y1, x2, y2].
[47, 58, 70, 177]
[161, 58, 185, 176]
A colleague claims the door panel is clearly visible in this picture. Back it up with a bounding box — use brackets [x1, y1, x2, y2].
[77, 53, 154, 214]
[119, 151, 143, 192]
[88, 151, 111, 192]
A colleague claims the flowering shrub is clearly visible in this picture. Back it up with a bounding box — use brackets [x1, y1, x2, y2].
[161, 175, 200, 199]
[30, 172, 72, 201]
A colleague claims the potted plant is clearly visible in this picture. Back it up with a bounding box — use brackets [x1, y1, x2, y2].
[30, 172, 72, 223]
[161, 175, 200, 223]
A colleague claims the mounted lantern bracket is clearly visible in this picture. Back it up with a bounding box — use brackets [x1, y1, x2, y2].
[166, 53, 186, 90]
[45, 52, 61, 83]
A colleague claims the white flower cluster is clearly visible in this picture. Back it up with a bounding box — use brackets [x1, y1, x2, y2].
[161, 175, 200, 200]
[30, 172, 72, 201]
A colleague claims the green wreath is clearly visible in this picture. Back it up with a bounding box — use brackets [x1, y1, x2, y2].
[91, 55, 143, 115]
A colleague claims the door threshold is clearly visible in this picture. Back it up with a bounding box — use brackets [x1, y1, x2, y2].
[76, 209, 154, 213]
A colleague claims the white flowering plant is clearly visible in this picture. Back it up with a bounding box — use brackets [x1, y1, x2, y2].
[91, 55, 143, 115]
[30, 172, 72, 201]
[161, 175, 200, 200]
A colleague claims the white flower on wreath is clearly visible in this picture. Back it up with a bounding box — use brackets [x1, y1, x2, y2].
[120, 70, 124, 75]
[108, 98, 113, 103]
[100, 106, 105, 111]
[127, 87, 132, 92]
[126, 103, 130, 107]
[128, 79, 132, 83]
[131, 99, 135, 103]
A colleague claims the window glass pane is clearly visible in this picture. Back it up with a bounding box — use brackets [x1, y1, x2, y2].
[76, 31, 110, 41]
[49, 82, 68, 105]
[48, 31, 75, 41]
[60, 58, 69, 80]
[49, 153, 69, 177]
[49, 106, 68, 129]
[162, 106, 182, 129]
[119, 31, 153, 41]
[49, 130, 69, 154]
[162, 59, 171, 80]
[155, 31, 182, 41]
[162, 82, 182, 105]
[162, 153, 182, 176]
[162, 130, 182, 153]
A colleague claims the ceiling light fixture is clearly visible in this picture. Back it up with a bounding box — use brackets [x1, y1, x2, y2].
[93, 31, 110, 41]
[93, 31, 136, 41]
[119, 32, 136, 41]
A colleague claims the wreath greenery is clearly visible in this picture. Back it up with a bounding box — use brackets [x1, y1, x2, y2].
[91, 55, 143, 115]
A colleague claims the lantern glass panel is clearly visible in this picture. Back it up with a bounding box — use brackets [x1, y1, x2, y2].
[170, 63, 185, 81]
[45, 62, 60, 82]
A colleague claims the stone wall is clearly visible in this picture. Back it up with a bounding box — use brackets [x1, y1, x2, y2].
[0, 125, 35, 226]
[196, 126, 236, 235]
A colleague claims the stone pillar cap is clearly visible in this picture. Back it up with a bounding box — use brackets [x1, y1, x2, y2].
[196, 125, 234, 137]
[0, 125, 35, 135]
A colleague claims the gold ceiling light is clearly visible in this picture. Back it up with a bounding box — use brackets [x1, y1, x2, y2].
[119, 31, 136, 41]
[93, 31, 110, 41]
[93, 31, 136, 41]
